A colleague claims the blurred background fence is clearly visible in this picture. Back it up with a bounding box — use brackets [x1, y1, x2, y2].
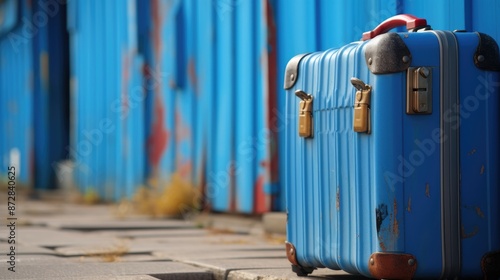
[1, 0, 499, 213]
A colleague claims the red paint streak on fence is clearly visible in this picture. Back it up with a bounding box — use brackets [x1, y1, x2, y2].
[175, 109, 191, 144]
[265, 0, 279, 184]
[121, 51, 131, 118]
[146, 0, 169, 169]
[187, 56, 199, 95]
[177, 160, 192, 179]
[253, 174, 267, 214]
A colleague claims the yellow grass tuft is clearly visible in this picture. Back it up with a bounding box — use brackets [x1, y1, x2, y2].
[132, 174, 200, 218]
[84, 243, 129, 262]
[82, 188, 101, 205]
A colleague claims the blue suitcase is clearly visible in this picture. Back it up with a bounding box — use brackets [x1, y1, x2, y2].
[284, 15, 500, 279]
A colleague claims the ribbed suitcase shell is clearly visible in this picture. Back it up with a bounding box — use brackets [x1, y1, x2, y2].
[285, 30, 500, 278]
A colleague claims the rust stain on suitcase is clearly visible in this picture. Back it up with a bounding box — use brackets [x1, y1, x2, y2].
[480, 164, 485, 175]
[425, 183, 430, 197]
[476, 206, 485, 218]
[461, 225, 479, 239]
[379, 240, 387, 251]
[393, 199, 399, 237]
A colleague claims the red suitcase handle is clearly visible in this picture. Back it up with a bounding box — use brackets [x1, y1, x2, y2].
[362, 14, 427, 41]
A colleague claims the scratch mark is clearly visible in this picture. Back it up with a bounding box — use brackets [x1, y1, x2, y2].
[467, 148, 477, 156]
[480, 165, 485, 175]
[375, 204, 388, 233]
[393, 199, 399, 237]
[461, 225, 479, 239]
[407, 196, 411, 212]
[475, 207, 485, 218]
[425, 183, 430, 198]
[336, 186, 340, 211]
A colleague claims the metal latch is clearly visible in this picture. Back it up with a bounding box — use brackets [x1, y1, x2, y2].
[295, 90, 313, 138]
[351, 78, 372, 133]
[407, 67, 432, 114]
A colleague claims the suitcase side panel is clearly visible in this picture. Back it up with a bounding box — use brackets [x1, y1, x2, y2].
[286, 33, 447, 277]
[286, 41, 412, 275]
[286, 44, 372, 272]
[455, 32, 500, 277]
[373, 32, 447, 278]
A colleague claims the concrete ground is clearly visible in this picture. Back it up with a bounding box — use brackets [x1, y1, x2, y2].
[0, 191, 367, 280]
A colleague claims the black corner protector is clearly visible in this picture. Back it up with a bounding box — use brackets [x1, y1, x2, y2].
[284, 53, 310, 90]
[365, 33, 412, 74]
[482, 251, 500, 280]
[475, 32, 500, 71]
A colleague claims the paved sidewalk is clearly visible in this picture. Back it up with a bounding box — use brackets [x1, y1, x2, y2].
[0, 192, 367, 280]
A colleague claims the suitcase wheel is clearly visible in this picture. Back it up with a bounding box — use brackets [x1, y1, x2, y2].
[291, 264, 315, 277]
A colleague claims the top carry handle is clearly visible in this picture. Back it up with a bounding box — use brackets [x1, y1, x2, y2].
[362, 14, 428, 41]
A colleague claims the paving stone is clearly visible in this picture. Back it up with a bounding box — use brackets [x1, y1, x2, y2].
[55, 241, 173, 257]
[193, 214, 262, 234]
[0, 261, 212, 279]
[153, 247, 285, 261]
[3, 227, 120, 247]
[180, 257, 291, 280]
[68, 254, 171, 263]
[140, 232, 277, 246]
[227, 268, 369, 280]
[262, 212, 286, 235]
[6, 243, 58, 255]
[53, 275, 161, 280]
[48, 218, 196, 231]
[0, 254, 71, 265]
[95, 228, 205, 238]
[152, 242, 282, 261]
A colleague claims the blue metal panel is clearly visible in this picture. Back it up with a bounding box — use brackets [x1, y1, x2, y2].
[0, 0, 18, 37]
[68, 0, 145, 201]
[176, 0, 196, 182]
[234, 0, 258, 213]
[32, 0, 70, 190]
[0, 0, 33, 187]
[209, 0, 236, 211]
[403, 0, 467, 30]
[204, 0, 280, 213]
[470, 0, 500, 42]
[195, 0, 215, 208]
[138, 0, 177, 183]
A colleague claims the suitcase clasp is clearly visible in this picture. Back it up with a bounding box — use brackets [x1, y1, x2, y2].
[295, 90, 313, 138]
[351, 78, 372, 133]
[406, 67, 432, 114]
